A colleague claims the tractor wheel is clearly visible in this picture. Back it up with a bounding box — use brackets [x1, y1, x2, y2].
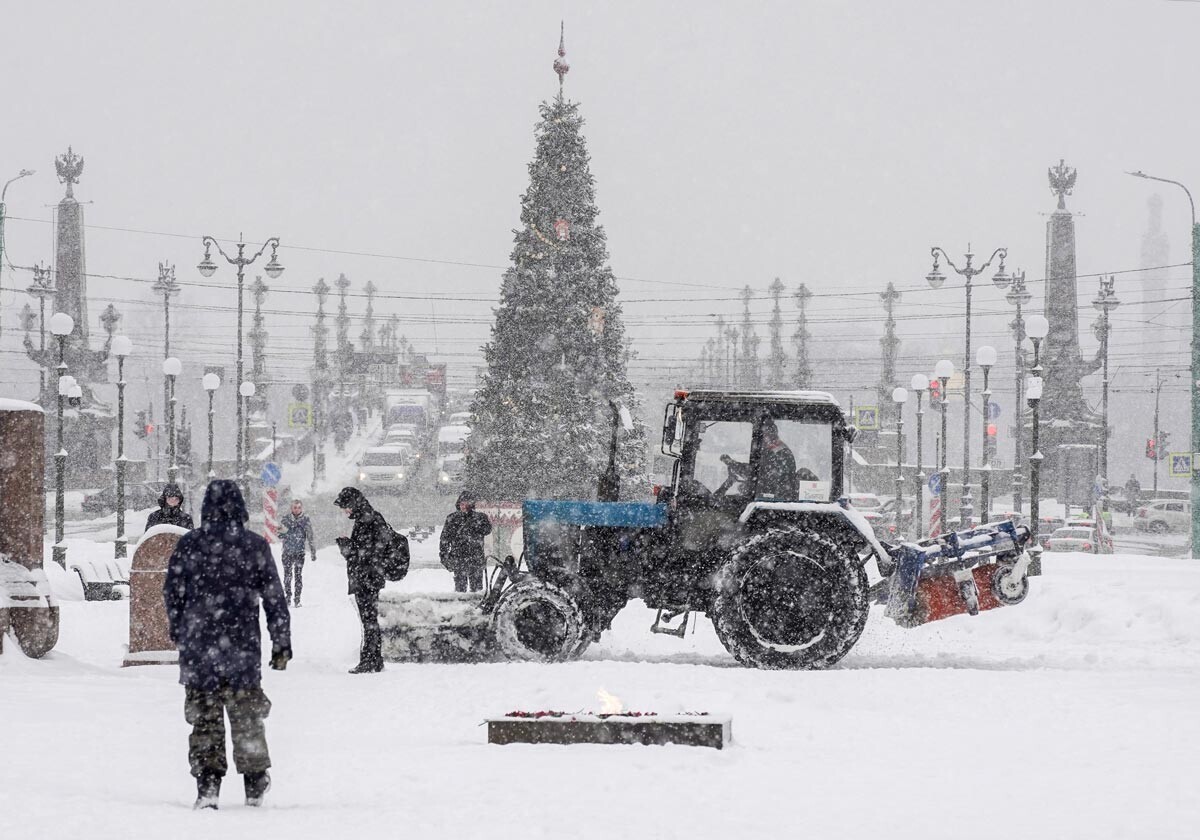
[712, 528, 869, 670]
[491, 580, 586, 663]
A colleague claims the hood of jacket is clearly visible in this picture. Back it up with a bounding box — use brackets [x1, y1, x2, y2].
[201, 479, 249, 525]
[334, 486, 373, 519]
[158, 482, 185, 508]
[455, 490, 477, 513]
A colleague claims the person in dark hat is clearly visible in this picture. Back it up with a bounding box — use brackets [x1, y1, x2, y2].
[333, 486, 389, 673]
[439, 490, 493, 593]
[146, 482, 194, 531]
[163, 479, 291, 810]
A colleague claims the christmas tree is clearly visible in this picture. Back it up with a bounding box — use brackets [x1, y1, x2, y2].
[466, 34, 644, 500]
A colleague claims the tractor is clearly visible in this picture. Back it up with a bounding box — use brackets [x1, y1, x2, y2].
[379, 389, 1038, 669]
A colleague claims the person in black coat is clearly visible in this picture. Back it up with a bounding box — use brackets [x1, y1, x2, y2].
[146, 482, 194, 531]
[440, 490, 492, 592]
[333, 486, 389, 673]
[163, 479, 291, 810]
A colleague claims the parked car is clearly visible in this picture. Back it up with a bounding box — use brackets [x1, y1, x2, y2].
[1035, 516, 1066, 550]
[357, 446, 413, 493]
[80, 482, 166, 517]
[1134, 499, 1191, 534]
[1045, 525, 1113, 554]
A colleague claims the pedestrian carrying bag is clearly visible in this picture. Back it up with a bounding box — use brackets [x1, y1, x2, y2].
[378, 525, 410, 581]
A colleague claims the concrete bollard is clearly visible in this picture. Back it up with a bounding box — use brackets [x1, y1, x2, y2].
[122, 525, 188, 666]
[0, 399, 58, 658]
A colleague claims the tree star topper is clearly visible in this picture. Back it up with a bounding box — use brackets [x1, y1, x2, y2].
[1048, 158, 1076, 210]
[55, 146, 85, 198]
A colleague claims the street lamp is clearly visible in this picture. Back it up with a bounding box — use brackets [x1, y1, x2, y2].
[111, 335, 134, 558]
[239, 381, 256, 486]
[162, 357, 182, 485]
[934, 358, 954, 535]
[976, 345, 997, 522]
[1, 169, 35, 340]
[1128, 169, 1199, 554]
[25, 264, 56, 402]
[1005, 271, 1032, 515]
[153, 262, 180, 435]
[197, 236, 283, 481]
[1092, 276, 1120, 510]
[926, 244, 1009, 527]
[891, 387, 908, 522]
[1025, 313, 1050, 544]
[49, 312, 74, 568]
[909, 373, 929, 539]
[202, 373, 220, 478]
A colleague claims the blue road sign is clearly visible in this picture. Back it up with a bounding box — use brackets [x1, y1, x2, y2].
[987, 401, 1001, 421]
[928, 473, 942, 494]
[261, 462, 282, 487]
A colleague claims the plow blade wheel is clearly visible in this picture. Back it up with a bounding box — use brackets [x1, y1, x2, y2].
[713, 528, 869, 670]
[491, 580, 586, 663]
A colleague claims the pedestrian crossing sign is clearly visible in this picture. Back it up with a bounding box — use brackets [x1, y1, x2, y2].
[1169, 452, 1192, 478]
[288, 402, 312, 429]
[854, 406, 879, 431]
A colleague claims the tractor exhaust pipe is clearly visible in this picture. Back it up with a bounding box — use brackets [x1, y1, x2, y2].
[597, 402, 633, 503]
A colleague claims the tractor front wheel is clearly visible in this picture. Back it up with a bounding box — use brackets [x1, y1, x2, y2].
[713, 529, 869, 670]
[491, 580, 587, 663]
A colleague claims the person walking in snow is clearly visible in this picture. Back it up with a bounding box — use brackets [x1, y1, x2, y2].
[440, 490, 492, 593]
[145, 482, 194, 531]
[278, 499, 316, 606]
[163, 479, 291, 810]
[333, 486, 389, 673]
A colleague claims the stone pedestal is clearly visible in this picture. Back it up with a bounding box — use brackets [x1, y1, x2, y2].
[122, 526, 186, 666]
[0, 400, 58, 658]
[487, 715, 732, 749]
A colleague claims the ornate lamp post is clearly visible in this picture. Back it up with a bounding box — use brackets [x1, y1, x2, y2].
[197, 236, 284, 480]
[25, 264, 55, 401]
[239, 381, 256, 487]
[933, 359, 954, 534]
[202, 373, 221, 478]
[153, 262, 180, 428]
[891, 387, 908, 520]
[1005, 271, 1032, 515]
[926, 245, 1009, 527]
[162, 357, 182, 485]
[49, 313, 75, 568]
[976, 345, 997, 523]
[909, 374, 929, 539]
[111, 335, 134, 558]
[1092, 276, 1120, 510]
[1025, 314, 1050, 543]
[1127, 170, 1198, 554]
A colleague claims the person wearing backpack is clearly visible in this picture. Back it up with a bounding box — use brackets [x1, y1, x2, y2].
[333, 487, 390, 674]
[440, 491, 492, 592]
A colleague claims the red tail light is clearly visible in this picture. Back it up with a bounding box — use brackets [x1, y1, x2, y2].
[1082, 543, 1092, 551]
[1138, 509, 1147, 518]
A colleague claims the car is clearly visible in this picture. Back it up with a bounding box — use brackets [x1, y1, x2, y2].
[447, 411, 473, 426]
[1134, 499, 1191, 534]
[1035, 516, 1066, 549]
[435, 453, 467, 493]
[1045, 525, 1112, 554]
[357, 446, 413, 492]
[846, 493, 886, 532]
[80, 482, 167, 517]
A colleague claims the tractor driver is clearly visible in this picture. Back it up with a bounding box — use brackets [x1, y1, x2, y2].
[718, 418, 799, 500]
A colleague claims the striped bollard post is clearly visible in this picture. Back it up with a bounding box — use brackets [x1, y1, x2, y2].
[263, 487, 279, 543]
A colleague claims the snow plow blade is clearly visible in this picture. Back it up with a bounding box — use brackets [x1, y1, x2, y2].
[378, 591, 498, 663]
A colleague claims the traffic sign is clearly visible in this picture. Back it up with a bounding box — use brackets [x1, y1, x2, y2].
[1169, 452, 1192, 478]
[854, 406, 879, 431]
[987, 401, 1001, 421]
[928, 473, 942, 494]
[292, 383, 310, 402]
[288, 402, 312, 428]
[260, 462, 282, 487]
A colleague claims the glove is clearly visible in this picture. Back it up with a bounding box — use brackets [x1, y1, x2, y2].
[270, 644, 292, 671]
[310, 551, 317, 564]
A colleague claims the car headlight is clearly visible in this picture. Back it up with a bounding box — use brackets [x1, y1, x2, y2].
[439, 472, 449, 482]
[396, 472, 405, 479]
[359, 472, 367, 481]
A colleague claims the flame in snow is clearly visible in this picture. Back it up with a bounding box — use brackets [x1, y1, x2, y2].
[597, 688, 623, 715]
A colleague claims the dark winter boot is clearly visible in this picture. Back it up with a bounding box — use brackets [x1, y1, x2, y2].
[244, 770, 271, 807]
[194, 772, 221, 810]
[348, 661, 383, 674]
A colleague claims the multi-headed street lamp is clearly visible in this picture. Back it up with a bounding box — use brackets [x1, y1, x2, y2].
[49, 312, 74, 568]
[202, 373, 221, 478]
[1, 169, 35, 338]
[926, 245, 1009, 527]
[239, 381, 257, 486]
[1092, 276, 1120, 507]
[111, 335, 134, 558]
[933, 358, 954, 534]
[909, 373, 929, 539]
[891, 387, 908, 521]
[1004, 271, 1032, 514]
[976, 345, 997, 522]
[1025, 314, 1050, 543]
[163, 357, 182, 485]
[197, 236, 283, 478]
[25, 264, 55, 400]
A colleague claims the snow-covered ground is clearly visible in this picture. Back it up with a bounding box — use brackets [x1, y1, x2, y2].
[3, 544, 1197, 839]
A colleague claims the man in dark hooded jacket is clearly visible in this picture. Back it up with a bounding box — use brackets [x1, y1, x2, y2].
[146, 482, 194, 531]
[440, 491, 492, 592]
[333, 486, 389, 673]
[163, 479, 291, 810]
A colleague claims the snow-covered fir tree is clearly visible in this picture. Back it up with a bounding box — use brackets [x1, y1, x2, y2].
[466, 53, 644, 500]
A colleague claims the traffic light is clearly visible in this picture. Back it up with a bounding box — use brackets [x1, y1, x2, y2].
[1157, 431, 1170, 460]
[986, 423, 998, 459]
[1146, 437, 1157, 461]
[133, 410, 148, 440]
[928, 378, 943, 408]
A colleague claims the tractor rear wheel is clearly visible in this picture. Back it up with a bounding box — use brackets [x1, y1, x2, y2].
[712, 528, 869, 669]
[491, 580, 586, 663]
